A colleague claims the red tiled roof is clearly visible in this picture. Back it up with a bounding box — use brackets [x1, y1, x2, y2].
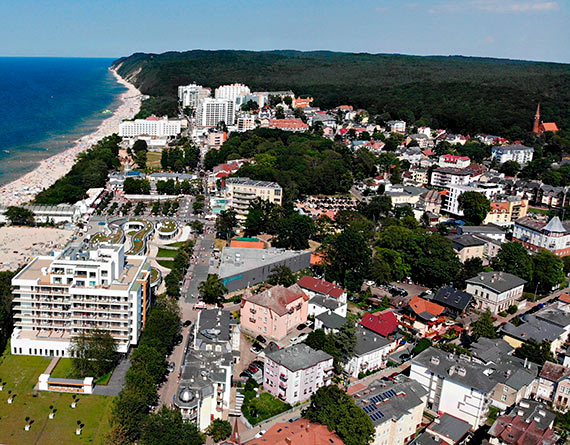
[360, 310, 398, 337]
[489, 414, 556, 445]
[442, 154, 470, 161]
[422, 149, 435, 156]
[230, 240, 265, 249]
[408, 296, 445, 317]
[297, 276, 345, 299]
[243, 284, 308, 316]
[559, 293, 570, 304]
[540, 122, 559, 133]
[245, 418, 344, 445]
[269, 119, 309, 130]
[539, 361, 570, 382]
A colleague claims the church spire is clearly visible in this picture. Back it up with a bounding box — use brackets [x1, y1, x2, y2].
[532, 103, 541, 134]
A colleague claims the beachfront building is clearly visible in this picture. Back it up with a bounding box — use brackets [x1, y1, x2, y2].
[263, 343, 333, 405]
[225, 177, 282, 220]
[196, 98, 236, 127]
[11, 244, 151, 357]
[118, 116, 182, 138]
[178, 83, 210, 109]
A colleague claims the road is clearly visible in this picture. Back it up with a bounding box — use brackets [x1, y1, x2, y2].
[493, 287, 568, 326]
[182, 228, 216, 303]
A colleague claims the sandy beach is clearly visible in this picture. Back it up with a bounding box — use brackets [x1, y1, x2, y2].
[0, 69, 141, 206]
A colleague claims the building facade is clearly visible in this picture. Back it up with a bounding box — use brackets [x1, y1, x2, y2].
[442, 183, 503, 216]
[118, 116, 181, 138]
[225, 177, 282, 219]
[513, 216, 570, 257]
[196, 98, 236, 126]
[214, 83, 250, 103]
[491, 144, 534, 165]
[178, 83, 210, 108]
[263, 343, 333, 405]
[465, 271, 526, 314]
[11, 244, 151, 357]
[438, 154, 471, 168]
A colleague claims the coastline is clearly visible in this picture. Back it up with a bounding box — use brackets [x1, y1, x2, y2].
[0, 69, 142, 206]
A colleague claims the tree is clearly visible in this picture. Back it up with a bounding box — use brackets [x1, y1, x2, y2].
[513, 339, 555, 365]
[216, 209, 237, 240]
[4, 206, 35, 226]
[198, 274, 227, 305]
[458, 192, 491, 225]
[275, 106, 285, 119]
[268, 266, 296, 287]
[304, 329, 327, 351]
[205, 419, 232, 442]
[412, 338, 433, 356]
[140, 406, 205, 445]
[190, 220, 204, 234]
[471, 309, 497, 340]
[304, 385, 375, 445]
[499, 160, 520, 177]
[335, 319, 357, 364]
[273, 213, 315, 250]
[492, 242, 533, 282]
[531, 250, 565, 294]
[456, 257, 484, 287]
[70, 329, 119, 378]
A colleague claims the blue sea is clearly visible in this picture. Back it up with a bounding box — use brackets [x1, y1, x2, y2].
[0, 58, 125, 186]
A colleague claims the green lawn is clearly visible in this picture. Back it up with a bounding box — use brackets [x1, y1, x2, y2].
[147, 151, 162, 169]
[150, 267, 160, 283]
[167, 241, 186, 248]
[240, 390, 291, 425]
[127, 219, 153, 254]
[50, 358, 79, 379]
[0, 350, 113, 444]
[529, 207, 550, 215]
[156, 260, 174, 269]
[157, 248, 178, 258]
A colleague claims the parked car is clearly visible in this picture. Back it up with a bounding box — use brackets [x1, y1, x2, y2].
[167, 362, 175, 373]
[250, 343, 264, 354]
[182, 320, 192, 327]
[288, 416, 301, 423]
[174, 333, 183, 345]
[252, 360, 264, 369]
[365, 280, 376, 287]
[296, 323, 307, 331]
[240, 370, 253, 379]
[289, 336, 299, 344]
[248, 365, 259, 373]
[298, 333, 308, 342]
[306, 320, 314, 328]
[256, 335, 267, 344]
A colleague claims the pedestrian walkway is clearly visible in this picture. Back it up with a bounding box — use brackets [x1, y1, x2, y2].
[92, 358, 131, 396]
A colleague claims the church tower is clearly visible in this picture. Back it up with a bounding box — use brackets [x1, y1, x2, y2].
[532, 103, 541, 134]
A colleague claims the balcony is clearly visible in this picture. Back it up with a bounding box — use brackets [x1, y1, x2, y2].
[250, 308, 256, 314]
[249, 318, 256, 323]
[279, 383, 287, 390]
[280, 373, 288, 381]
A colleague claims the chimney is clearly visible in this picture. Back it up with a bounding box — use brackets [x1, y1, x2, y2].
[285, 438, 292, 445]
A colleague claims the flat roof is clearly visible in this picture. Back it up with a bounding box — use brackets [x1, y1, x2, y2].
[218, 247, 309, 278]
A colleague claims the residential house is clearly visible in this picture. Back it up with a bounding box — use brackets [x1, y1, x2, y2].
[536, 361, 570, 410]
[308, 295, 347, 318]
[240, 284, 309, 341]
[432, 286, 474, 316]
[387, 120, 406, 133]
[465, 272, 526, 315]
[485, 355, 538, 410]
[344, 326, 397, 378]
[535, 304, 570, 340]
[457, 225, 506, 243]
[410, 168, 429, 186]
[193, 309, 241, 356]
[488, 399, 558, 445]
[470, 337, 513, 365]
[438, 154, 471, 169]
[410, 347, 496, 428]
[483, 197, 529, 227]
[423, 413, 472, 445]
[297, 276, 347, 304]
[448, 234, 486, 263]
[491, 144, 534, 165]
[513, 216, 570, 257]
[244, 418, 344, 445]
[501, 314, 565, 354]
[400, 296, 446, 336]
[352, 379, 427, 445]
[263, 343, 333, 405]
[314, 311, 346, 334]
[360, 310, 399, 337]
[418, 189, 442, 214]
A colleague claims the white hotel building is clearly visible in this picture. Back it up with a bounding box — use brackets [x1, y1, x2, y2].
[11, 244, 151, 358]
[178, 83, 210, 109]
[118, 116, 182, 138]
[214, 83, 250, 103]
[196, 98, 236, 127]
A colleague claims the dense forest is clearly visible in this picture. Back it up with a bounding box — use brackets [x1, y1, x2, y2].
[205, 128, 363, 200]
[112, 50, 570, 138]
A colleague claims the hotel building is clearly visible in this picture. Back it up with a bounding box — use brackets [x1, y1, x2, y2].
[214, 83, 250, 103]
[225, 177, 282, 219]
[196, 98, 235, 127]
[513, 216, 570, 257]
[118, 116, 182, 138]
[178, 83, 210, 109]
[11, 244, 151, 357]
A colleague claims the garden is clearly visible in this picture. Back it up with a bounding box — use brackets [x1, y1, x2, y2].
[239, 379, 291, 425]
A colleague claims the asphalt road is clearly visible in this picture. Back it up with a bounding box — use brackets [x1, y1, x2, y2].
[182, 228, 215, 303]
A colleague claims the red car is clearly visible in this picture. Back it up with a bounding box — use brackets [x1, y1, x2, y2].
[248, 365, 259, 373]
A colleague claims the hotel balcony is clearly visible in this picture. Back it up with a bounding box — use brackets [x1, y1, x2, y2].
[279, 382, 287, 390]
[280, 373, 288, 381]
[250, 308, 256, 314]
[278, 393, 286, 401]
[249, 318, 256, 323]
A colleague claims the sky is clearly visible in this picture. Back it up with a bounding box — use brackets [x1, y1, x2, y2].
[0, 0, 568, 63]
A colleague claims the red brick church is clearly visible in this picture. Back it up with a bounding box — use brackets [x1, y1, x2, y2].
[532, 103, 559, 136]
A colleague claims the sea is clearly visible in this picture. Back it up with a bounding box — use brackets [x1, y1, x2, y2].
[0, 57, 125, 186]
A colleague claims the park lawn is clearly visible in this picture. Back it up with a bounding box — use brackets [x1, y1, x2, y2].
[241, 390, 291, 425]
[529, 207, 549, 215]
[147, 151, 162, 169]
[157, 248, 178, 258]
[157, 260, 174, 269]
[50, 358, 79, 379]
[167, 241, 186, 248]
[0, 350, 113, 444]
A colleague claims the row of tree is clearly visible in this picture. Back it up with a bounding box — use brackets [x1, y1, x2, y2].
[161, 142, 199, 172]
[164, 241, 195, 298]
[0, 270, 18, 354]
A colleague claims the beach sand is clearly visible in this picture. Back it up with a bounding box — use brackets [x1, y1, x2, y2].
[0, 226, 75, 271]
[0, 69, 141, 206]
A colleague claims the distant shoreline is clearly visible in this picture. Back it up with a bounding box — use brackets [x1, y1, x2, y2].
[0, 69, 142, 206]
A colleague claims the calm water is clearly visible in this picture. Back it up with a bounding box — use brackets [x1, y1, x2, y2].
[0, 58, 124, 186]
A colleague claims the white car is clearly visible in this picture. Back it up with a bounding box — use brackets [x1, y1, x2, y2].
[289, 336, 299, 344]
[365, 280, 376, 287]
[298, 333, 308, 342]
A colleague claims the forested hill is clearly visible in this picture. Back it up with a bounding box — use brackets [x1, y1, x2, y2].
[112, 50, 570, 138]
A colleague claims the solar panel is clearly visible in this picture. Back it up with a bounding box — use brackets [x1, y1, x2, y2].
[363, 405, 374, 413]
[370, 411, 385, 421]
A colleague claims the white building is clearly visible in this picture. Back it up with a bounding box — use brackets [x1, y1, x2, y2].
[118, 116, 182, 138]
[214, 83, 250, 103]
[225, 177, 282, 219]
[438, 154, 471, 169]
[443, 182, 503, 216]
[344, 326, 395, 378]
[178, 83, 210, 109]
[513, 216, 570, 257]
[236, 115, 256, 132]
[11, 244, 151, 357]
[387, 120, 406, 133]
[430, 167, 472, 188]
[410, 347, 495, 428]
[465, 271, 526, 315]
[308, 296, 347, 319]
[196, 98, 235, 126]
[491, 144, 534, 165]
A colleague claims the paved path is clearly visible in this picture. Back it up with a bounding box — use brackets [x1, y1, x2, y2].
[183, 231, 215, 303]
[93, 357, 131, 396]
[493, 287, 567, 326]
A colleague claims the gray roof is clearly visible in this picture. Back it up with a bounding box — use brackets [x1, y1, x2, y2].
[266, 343, 332, 372]
[316, 311, 346, 330]
[218, 247, 310, 279]
[465, 271, 526, 294]
[412, 347, 497, 393]
[448, 234, 486, 249]
[354, 325, 393, 356]
[458, 225, 505, 235]
[311, 295, 344, 311]
[470, 337, 513, 364]
[194, 309, 236, 351]
[225, 177, 281, 189]
[501, 314, 565, 343]
[427, 413, 471, 442]
[353, 378, 426, 426]
[488, 355, 538, 390]
[535, 306, 570, 328]
[433, 286, 473, 312]
[492, 144, 534, 153]
[544, 216, 566, 233]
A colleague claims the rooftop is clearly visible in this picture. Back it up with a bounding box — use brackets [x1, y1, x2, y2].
[502, 314, 565, 343]
[465, 271, 526, 294]
[408, 296, 445, 320]
[492, 144, 535, 152]
[470, 337, 513, 364]
[266, 343, 332, 372]
[515, 216, 570, 234]
[195, 309, 236, 350]
[315, 311, 346, 331]
[243, 284, 308, 317]
[539, 361, 570, 382]
[360, 310, 399, 337]
[354, 325, 393, 356]
[426, 413, 471, 443]
[225, 177, 282, 189]
[245, 418, 344, 445]
[433, 286, 473, 313]
[448, 234, 486, 249]
[297, 275, 345, 298]
[218, 247, 310, 279]
[535, 306, 570, 328]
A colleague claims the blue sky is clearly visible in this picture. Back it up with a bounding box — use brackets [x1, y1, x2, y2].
[0, 0, 568, 63]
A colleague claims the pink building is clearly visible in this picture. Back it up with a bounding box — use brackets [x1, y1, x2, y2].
[240, 284, 309, 340]
[264, 343, 333, 404]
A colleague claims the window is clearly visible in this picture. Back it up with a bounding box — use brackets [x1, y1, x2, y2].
[501, 394, 507, 402]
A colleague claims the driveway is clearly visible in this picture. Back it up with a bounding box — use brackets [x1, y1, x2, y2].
[92, 357, 131, 396]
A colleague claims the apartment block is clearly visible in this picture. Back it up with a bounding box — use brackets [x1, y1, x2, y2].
[491, 144, 534, 165]
[196, 98, 235, 126]
[225, 177, 282, 219]
[263, 343, 333, 405]
[513, 216, 570, 257]
[178, 83, 210, 109]
[11, 244, 151, 357]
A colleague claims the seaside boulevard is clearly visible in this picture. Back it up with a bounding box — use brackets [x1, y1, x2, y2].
[0, 69, 142, 207]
